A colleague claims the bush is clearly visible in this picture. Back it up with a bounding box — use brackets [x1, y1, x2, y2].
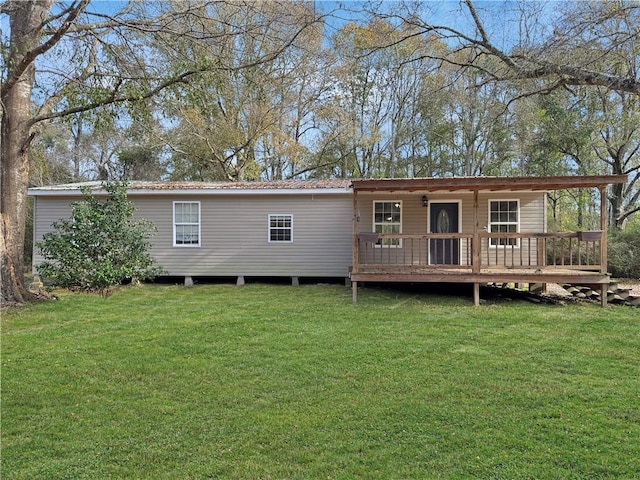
[608, 231, 640, 279]
[37, 182, 164, 296]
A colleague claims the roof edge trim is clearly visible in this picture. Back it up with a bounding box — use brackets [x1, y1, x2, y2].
[28, 187, 353, 197]
[351, 174, 628, 192]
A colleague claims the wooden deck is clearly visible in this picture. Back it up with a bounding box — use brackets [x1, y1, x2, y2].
[351, 265, 610, 286]
[351, 232, 611, 306]
[349, 175, 628, 307]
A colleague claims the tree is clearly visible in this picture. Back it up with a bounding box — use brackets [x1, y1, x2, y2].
[316, 20, 425, 178]
[383, 0, 640, 96]
[1, 0, 320, 303]
[369, 0, 639, 223]
[29, 122, 76, 187]
[590, 89, 640, 228]
[523, 87, 640, 229]
[117, 145, 166, 181]
[436, 53, 512, 177]
[142, 1, 322, 182]
[36, 182, 163, 296]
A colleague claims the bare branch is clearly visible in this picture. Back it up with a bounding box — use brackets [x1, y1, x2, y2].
[370, 1, 640, 96]
[29, 67, 210, 125]
[1, 0, 89, 98]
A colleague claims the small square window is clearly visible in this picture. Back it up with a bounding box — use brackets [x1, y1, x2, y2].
[269, 214, 293, 243]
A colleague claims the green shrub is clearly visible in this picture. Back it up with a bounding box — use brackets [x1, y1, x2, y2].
[36, 181, 164, 296]
[608, 231, 640, 279]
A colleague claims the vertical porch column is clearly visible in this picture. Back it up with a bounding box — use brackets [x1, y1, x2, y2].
[472, 190, 481, 306]
[352, 189, 359, 304]
[600, 186, 608, 307]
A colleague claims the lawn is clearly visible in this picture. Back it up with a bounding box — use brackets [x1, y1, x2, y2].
[2, 283, 639, 479]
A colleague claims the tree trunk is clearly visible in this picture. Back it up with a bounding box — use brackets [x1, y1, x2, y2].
[1, 1, 53, 304]
[610, 181, 627, 230]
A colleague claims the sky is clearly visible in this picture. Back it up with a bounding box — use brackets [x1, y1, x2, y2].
[1, 0, 552, 52]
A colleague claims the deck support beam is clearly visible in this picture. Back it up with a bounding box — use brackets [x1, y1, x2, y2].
[352, 271, 610, 286]
[473, 283, 480, 306]
[352, 188, 359, 304]
[599, 186, 609, 307]
[472, 190, 480, 274]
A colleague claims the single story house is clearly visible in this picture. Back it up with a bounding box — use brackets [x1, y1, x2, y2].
[29, 179, 354, 283]
[28, 174, 627, 305]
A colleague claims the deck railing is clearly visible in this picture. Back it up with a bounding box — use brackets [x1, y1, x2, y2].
[356, 231, 603, 271]
[357, 233, 473, 268]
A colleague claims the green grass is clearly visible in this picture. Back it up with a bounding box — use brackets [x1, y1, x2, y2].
[2, 283, 639, 479]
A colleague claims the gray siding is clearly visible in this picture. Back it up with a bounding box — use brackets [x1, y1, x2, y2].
[478, 192, 545, 265]
[32, 193, 353, 278]
[32, 196, 74, 268]
[32, 188, 546, 276]
[357, 191, 545, 266]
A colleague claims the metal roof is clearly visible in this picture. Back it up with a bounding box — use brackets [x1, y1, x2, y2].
[28, 175, 628, 197]
[28, 179, 353, 196]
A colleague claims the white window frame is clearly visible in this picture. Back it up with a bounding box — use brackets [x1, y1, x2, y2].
[268, 214, 294, 243]
[373, 200, 402, 248]
[173, 201, 201, 247]
[488, 199, 520, 248]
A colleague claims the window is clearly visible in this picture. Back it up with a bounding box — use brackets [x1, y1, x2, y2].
[269, 214, 293, 243]
[173, 201, 200, 247]
[373, 201, 402, 247]
[489, 200, 519, 247]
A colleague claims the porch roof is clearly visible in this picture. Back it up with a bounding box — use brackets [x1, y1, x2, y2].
[351, 175, 627, 193]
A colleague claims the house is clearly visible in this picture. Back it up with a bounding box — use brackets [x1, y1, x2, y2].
[28, 174, 627, 305]
[28, 180, 354, 285]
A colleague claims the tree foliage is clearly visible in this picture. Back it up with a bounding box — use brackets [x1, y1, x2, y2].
[0, 0, 321, 303]
[608, 230, 640, 278]
[3, 1, 640, 302]
[36, 182, 163, 296]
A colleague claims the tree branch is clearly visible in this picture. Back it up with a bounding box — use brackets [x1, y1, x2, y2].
[29, 67, 210, 126]
[1, 0, 89, 98]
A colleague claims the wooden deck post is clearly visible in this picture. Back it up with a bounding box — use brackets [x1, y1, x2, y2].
[352, 190, 359, 304]
[472, 190, 481, 306]
[600, 186, 608, 307]
[472, 190, 480, 274]
[600, 186, 608, 276]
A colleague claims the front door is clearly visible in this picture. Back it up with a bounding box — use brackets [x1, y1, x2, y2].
[430, 202, 460, 265]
